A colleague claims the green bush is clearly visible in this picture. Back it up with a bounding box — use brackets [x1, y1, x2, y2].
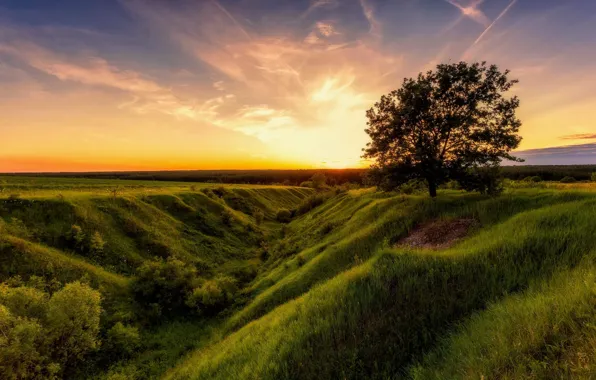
[253, 209, 264, 226]
[106, 322, 141, 357]
[221, 209, 234, 227]
[0, 281, 101, 379]
[276, 209, 292, 223]
[186, 276, 238, 315]
[523, 176, 542, 182]
[69, 224, 86, 250]
[46, 282, 102, 363]
[592, 172, 596, 182]
[560, 176, 577, 183]
[131, 257, 199, 319]
[90, 231, 105, 257]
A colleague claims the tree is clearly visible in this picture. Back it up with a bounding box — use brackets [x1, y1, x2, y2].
[363, 61, 522, 197]
[310, 173, 327, 189]
[45, 282, 102, 364]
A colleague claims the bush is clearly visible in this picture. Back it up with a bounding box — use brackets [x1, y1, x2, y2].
[89, 231, 105, 257]
[45, 282, 102, 363]
[131, 257, 199, 318]
[105, 322, 140, 357]
[253, 209, 264, 226]
[221, 209, 234, 226]
[212, 186, 228, 198]
[276, 209, 292, 223]
[186, 276, 238, 315]
[0, 284, 48, 320]
[523, 176, 542, 182]
[0, 280, 102, 378]
[69, 224, 86, 250]
[592, 172, 596, 182]
[299, 181, 314, 188]
[560, 176, 577, 183]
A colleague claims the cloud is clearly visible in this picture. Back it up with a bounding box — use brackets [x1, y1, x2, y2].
[444, 0, 490, 28]
[359, 0, 381, 37]
[560, 134, 596, 140]
[120, 0, 401, 146]
[301, 0, 339, 19]
[514, 143, 596, 165]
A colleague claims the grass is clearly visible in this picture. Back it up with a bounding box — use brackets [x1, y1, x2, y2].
[2, 176, 596, 379]
[169, 192, 596, 380]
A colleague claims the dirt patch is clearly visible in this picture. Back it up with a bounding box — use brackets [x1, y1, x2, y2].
[397, 218, 478, 250]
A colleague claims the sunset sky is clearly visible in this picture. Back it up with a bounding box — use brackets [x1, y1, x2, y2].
[1, 0, 596, 171]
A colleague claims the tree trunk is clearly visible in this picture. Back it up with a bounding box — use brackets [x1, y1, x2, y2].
[428, 180, 437, 198]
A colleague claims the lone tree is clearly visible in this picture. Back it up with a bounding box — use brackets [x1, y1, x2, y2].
[363, 61, 522, 197]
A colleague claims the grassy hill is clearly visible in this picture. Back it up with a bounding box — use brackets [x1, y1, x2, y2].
[1, 176, 596, 379]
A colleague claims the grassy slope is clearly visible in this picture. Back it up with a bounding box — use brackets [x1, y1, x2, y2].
[169, 190, 596, 380]
[4, 175, 596, 379]
[0, 177, 314, 378]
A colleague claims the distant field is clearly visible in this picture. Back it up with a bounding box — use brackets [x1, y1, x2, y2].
[0, 175, 299, 198]
[3, 165, 596, 185]
[2, 176, 596, 379]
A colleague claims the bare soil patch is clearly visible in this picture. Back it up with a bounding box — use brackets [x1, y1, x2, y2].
[397, 218, 478, 250]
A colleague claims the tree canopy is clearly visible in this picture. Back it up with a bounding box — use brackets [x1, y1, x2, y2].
[363, 61, 522, 197]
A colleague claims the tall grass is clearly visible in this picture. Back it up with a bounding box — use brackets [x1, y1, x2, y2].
[169, 197, 596, 379]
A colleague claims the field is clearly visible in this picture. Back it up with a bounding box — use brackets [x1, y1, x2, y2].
[2, 175, 596, 379]
[4, 164, 596, 185]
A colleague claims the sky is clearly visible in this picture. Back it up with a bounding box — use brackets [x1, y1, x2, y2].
[1, 0, 596, 171]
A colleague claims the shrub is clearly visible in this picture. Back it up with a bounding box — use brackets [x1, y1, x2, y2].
[0, 284, 48, 320]
[212, 186, 228, 198]
[253, 209, 264, 226]
[592, 172, 596, 182]
[131, 257, 199, 318]
[221, 209, 234, 226]
[69, 224, 86, 250]
[186, 276, 237, 315]
[299, 181, 313, 188]
[89, 231, 105, 256]
[45, 282, 102, 363]
[105, 322, 140, 357]
[276, 209, 292, 223]
[296, 255, 306, 267]
[560, 176, 577, 183]
[0, 305, 49, 379]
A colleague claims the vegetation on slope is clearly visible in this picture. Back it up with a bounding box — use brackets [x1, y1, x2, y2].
[3, 175, 596, 379]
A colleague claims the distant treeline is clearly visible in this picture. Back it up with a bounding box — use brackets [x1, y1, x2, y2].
[4, 165, 596, 184]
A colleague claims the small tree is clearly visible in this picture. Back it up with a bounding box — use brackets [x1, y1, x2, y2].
[591, 172, 596, 182]
[363, 61, 523, 197]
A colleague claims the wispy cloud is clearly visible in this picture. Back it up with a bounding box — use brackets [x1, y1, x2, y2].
[359, 0, 381, 37]
[560, 134, 596, 140]
[444, 0, 490, 28]
[301, 0, 339, 19]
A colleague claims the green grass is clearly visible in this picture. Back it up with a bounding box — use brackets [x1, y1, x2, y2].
[3, 176, 596, 379]
[168, 193, 596, 380]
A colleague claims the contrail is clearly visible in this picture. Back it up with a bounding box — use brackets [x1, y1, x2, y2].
[473, 0, 518, 45]
[211, 0, 252, 41]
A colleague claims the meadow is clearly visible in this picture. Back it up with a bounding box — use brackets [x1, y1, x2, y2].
[1, 175, 596, 379]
